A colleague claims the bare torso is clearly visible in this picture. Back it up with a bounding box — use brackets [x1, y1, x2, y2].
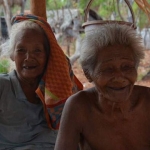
[54, 85, 150, 150]
[79, 105, 150, 150]
[81, 87, 150, 150]
[78, 85, 150, 150]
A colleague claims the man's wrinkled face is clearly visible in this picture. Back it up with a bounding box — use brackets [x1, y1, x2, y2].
[92, 44, 137, 103]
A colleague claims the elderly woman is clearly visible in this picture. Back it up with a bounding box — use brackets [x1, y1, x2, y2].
[0, 14, 82, 149]
[54, 22, 150, 150]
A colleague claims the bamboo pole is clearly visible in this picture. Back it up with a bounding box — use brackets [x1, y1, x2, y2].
[30, 0, 47, 20]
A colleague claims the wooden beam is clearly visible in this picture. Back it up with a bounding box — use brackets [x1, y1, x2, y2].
[30, 0, 47, 20]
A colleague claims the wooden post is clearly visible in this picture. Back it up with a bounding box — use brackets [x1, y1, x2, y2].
[30, 0, 47, 20]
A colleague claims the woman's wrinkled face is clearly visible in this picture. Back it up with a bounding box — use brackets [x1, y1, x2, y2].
[11, 28, 48, 81]
[92, 44, 137, 103]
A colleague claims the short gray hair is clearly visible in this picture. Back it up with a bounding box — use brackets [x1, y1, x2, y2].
[0, 20, 48, 58]
[80, 23, 145, 82]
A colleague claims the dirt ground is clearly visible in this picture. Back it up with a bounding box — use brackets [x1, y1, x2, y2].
[135, 51, 150, 87]
[71, 50, 150, 90]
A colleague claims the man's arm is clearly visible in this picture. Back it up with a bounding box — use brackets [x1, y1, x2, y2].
[54, 93, 84, 150]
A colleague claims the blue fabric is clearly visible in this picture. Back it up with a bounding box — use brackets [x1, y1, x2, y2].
[0, 70, 58, 149]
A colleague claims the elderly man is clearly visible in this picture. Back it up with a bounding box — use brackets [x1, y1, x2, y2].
[54, 22, 150, 150]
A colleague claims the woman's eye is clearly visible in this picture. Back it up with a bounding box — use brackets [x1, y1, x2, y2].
[16, 48, 26, 53]
[35, 49, 42, 53]
[35, 49, 41, 52]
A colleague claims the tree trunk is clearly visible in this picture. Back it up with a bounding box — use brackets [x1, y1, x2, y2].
[3, 0, 11, 35]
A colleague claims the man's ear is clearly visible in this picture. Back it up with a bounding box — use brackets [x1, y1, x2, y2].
[83, 69, 93, 83]
[10, 53, 14, 61]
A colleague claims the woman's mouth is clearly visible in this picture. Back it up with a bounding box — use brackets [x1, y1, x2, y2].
[23, 66, 36, 69]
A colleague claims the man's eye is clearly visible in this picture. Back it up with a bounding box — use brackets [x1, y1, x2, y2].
[102, 68, 114, 73]
[122, 65, 134, 71]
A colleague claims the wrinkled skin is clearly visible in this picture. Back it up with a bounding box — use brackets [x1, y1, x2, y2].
[11, 28, 48, 103]
[92, 44, 137, 103]
[54, 44, 150, 150]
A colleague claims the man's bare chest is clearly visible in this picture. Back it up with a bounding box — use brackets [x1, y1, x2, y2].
[81, 110, 150, 150]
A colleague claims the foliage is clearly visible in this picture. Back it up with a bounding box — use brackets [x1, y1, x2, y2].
[1, 0, 149, 33]
[0, 59, 10, 73]
[132, 1, 150, 29]
[44, 0, 150, 29]
[138, 10, 149, 29]
[46, 0, 68, 10]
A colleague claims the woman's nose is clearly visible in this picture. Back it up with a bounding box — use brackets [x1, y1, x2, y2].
[25, 51, 35, 61]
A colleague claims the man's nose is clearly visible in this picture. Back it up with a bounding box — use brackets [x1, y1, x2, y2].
[114, 69, 123, 77]
[113, 69, 125, 82]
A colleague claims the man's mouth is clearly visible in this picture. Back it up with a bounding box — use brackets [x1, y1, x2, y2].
[108, 86, 128, 91]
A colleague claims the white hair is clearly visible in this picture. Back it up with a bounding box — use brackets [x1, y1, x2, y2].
[0, 20, 47, 58]
[80, 23, 145, 82]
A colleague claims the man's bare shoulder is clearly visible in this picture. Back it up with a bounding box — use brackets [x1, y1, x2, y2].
[64, 87, 98, 118]
[133, 85, 150, 104]
[133, 85, 150, 95]
[66, 87, 97, 106]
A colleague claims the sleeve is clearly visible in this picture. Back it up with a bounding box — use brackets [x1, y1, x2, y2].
[0, 74, 9, 101]
[0, 75, 4, 97]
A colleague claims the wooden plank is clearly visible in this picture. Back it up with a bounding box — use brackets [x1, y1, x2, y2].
[30, 0, 47, 20]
